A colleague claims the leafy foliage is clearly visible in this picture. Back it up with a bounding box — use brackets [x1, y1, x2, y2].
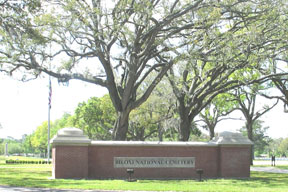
[73, 95, 116, 140]
[240, 120, 272, 157]
[166, 0, 288, 141]
[26, 113, 73, 155]
[0, 137, 24, 155]
[1, 0, 225, 140]
[1, 0, 288, 142]
[30, 122, 49, 154]
[278, 138, 288, 157]
[199, 93, 239, 140]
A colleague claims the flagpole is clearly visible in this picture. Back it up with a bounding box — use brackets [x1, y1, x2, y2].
[47, 70, 52, 163]
[47, 75, 51, 163]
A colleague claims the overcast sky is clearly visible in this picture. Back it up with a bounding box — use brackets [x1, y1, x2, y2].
[0, 74, 288, 139]
[0, 74, 106, 139]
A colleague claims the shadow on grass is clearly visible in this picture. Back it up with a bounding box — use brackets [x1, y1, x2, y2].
[206, 172, 288, 190]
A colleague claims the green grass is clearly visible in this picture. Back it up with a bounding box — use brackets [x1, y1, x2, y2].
[1, 156, 287, 191]
[1, 164, 288, 192]
[277, 166, 288, 170]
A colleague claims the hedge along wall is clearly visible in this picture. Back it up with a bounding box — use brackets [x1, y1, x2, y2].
[51, 128, 253, 179]
[5, 160, 51, 164]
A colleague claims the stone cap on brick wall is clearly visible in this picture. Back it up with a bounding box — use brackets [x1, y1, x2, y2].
[50, 128, 252, 146]
[90, 140, 218, 147]
[50, 127, 91, 146]
[210, 131, 253, 145]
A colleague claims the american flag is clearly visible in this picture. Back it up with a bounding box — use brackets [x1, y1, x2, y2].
[48, 78, 52, 109]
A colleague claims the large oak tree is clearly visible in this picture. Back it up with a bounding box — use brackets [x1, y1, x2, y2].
[0, 0, 212, 140]
[1, 0, 287, 141]
[167, 0, 288, 141]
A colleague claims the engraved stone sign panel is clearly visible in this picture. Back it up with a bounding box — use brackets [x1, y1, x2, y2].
[114, 157, 195, 168]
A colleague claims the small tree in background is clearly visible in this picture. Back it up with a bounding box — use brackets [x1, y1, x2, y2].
[73, 95, 116, 140]
[232, 85, 278, 164]
[278, 138, 288, 157]
[240, 120, 271, 158]
[23, 134, 35, 155]
[199, 93, 239, 140]
[268, 138, 283, 157]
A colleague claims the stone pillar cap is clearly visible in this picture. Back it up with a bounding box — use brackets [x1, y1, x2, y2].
[50, 127, 91, 146]
[57, 127, 84, 136]
[210, 131, 253, 145]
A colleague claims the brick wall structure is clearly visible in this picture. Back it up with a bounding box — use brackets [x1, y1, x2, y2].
[51, 128, 253, 179]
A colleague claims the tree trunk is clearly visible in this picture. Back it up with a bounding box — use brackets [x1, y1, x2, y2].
[179, 117, 191, 141]
[113, 110, 130, 140]
[246, 121, 254, 165]
[158, 123, 163, 142]
[178, 98, 192, 141]
[209, 126, 215, 140]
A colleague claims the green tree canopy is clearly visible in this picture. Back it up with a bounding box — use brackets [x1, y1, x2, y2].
[166, 0, 288, 141]
[73, 95, 116, 140]
[28, 113, 72, 155]
[31, 121, 49, 154]
[3, 0, 287, 140]
[240, 120, 271, 157]
[0, 0, 218, 140]
[279, 138, 288, 157]
[199, 93, 239, 140]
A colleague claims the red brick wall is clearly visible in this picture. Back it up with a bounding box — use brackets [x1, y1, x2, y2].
[52, 144, 251, 179]
[53, 146, 89, 178]
[88, 145, 219, 179]
[219, 146, 251, 178]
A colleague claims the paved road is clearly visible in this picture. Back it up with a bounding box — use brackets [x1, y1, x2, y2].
[251, 166, 288, 174]
[253, 160, 288, 166]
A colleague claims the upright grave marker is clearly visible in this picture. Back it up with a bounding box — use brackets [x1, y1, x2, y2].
[5, 143, 8, 156]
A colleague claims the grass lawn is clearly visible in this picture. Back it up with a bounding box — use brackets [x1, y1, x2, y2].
[0, 164, 288, 192]
[1, 156, 288, 192]
[276, 166, 288, 170]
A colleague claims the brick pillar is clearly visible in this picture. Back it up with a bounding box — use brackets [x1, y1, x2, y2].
[50, 127, 91, 179]
[211, 131, 253, 178]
